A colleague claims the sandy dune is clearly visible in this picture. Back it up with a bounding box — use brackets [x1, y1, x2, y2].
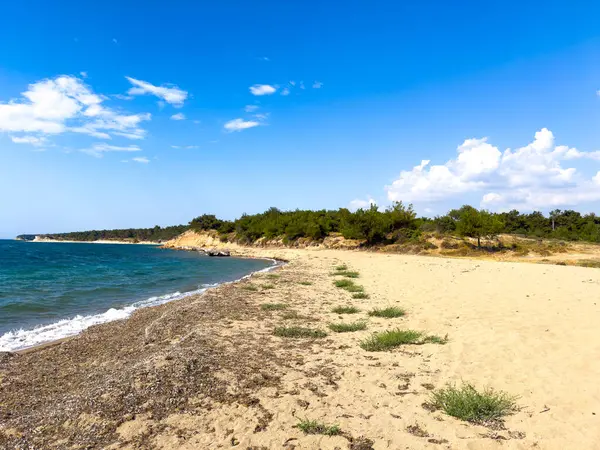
[2, 248, 599, 449]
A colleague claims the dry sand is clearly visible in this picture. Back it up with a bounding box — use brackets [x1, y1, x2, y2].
[1, 248, 600, 449]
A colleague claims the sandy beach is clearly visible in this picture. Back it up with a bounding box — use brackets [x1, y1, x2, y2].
[1, 247, 599, 449]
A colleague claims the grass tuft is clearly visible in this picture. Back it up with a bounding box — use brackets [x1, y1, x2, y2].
[298, 281, 313, 286]
[296, 419, 341, 436]
[334, 264, 348, 271]
[241, 284, 258, 291]
[261, 283, 275, 290]
[334, 279, 365, 293]
[332, 306, 360, 314]
[328, 321, 367, 333]
[360, 329, 448, 351]
[429, 383, 519, 424]
[368, 307, 406, 318]
[265, 273, 281, 279]
[261, 303, 288, 311]
[352, 292, 370, 299]
[332, 270, 360, 278]
[274, 326, 327, 338]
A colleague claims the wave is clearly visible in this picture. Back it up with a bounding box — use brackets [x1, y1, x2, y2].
[0, 258, 282, 352]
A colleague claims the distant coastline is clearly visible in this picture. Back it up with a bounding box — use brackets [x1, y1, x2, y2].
[18, 237, 160, 245]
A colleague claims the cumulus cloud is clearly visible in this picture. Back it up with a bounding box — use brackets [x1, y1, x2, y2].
[349, 197, 377, 211]
[249, 84, 277, 96]
[125, 77, 188, 107]
[0, 75, 150, 142]
[132, 156, 149, 163]
[170, 113, 185, 121]
[244, 105, 259, 112]
[81, 143, 142, 158]
[281, 87, 290, 96]
[383, 128, 600, 211]
[312, 81, 323, 89]
[224, 118, 260, 132]
[10, 135, 47, 147]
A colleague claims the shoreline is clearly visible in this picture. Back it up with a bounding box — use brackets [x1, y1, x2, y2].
[2, 255, 281, 354]
[1, 248, 599, 448]
[23, 238, 161, 245]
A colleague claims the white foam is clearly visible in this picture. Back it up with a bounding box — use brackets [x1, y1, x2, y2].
[0, 258, 283, 352]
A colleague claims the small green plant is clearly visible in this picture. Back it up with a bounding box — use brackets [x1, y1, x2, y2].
[332, 270, 360, 278]
[334, 279, 364, 293]
[261, 303, 288, 311]
[352, 292, 370, 299]
[578, 259, 600, 268]
[331, 306, 360, 314]
[274, 327, 327, 338]
[429, 383, 519, 424]
[298, 281, 313, 286]
[296, 419, 341, 436]
[265, 273, 281, 279]
[328, 321, 367, 333]
[282, 310, 302, 319]
[262, 283, 275, 290]
[368, 307, 405, 318]
[241, 284, 258, 291]
[334, 264, 348, 271]
[360, 329, 447, 351]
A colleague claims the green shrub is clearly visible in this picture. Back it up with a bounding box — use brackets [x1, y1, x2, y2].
[296, 419, 341, 436]
[352, 292, 370, 299]
[265, 273, 281, 279]
[273, 327, 327, 338]
[332, 306, 360, 314]
[241, 284, 258, 291]
[261, 303, 288, 311]
[298, 281, 313, 285]
[334, 279, 364, 293]
[429, 384, 519, 424]
[332, 270, 360, 278]
[360, 329, 447, 351]
[334, 264, 348, 271]
[328, 321, 367, 333]
[368, 307, 405, 318]
[262, 283, 275, 290]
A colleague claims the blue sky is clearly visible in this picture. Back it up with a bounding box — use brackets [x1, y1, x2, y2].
[1, 1, 600, 237]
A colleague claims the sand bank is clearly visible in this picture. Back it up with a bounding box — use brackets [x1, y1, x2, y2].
[1, 248, 599, 449]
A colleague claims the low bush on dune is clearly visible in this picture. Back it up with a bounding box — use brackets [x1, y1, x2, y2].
[332, 306, 360, 314]
[368, 307, 405, 318]
[273, 326, 327, 338]
[332, 270, 360, 278]
[261, 283, 275, 290]
[334, 264, 348, 271]
[298, 281, 313, 285]
[241, 284, 258, 291]
[333, 279, 364, 293]
[428, 383, 519, 424]
[352, 292, 370, 299]
[296, 419, 341, 436]
[360, 329, 447, 351]
[328, 321, 367, 333]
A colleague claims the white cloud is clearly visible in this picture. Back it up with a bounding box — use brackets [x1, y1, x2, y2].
[312, 81, 323, 89]
[224, 118, 260, 132]
[0, 75, 150, 142]
[249, 84, 277, 96]
[112, 38, 118, 44]
[80, 71, 88, 78]
[171, 145, 198, 149]
[289, 81, 296, 86]
[245, 105, 259, 112]
[10, 135, 47, 147]
[125, 77, 188, 107]
[384, 128, 600, 211]
[132, 156, 149, 163]
[81, 143, 141, 158]
[281, 87, 290, 96]
[349, 197, 376, 211]
[193, 119, 201, 124]
[299, 81, 305, 90]
[170, 113, 185, 121]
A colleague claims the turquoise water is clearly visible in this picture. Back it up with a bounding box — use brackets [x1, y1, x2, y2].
[0, 240, 273, 351]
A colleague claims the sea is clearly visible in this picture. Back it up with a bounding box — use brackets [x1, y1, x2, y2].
[0, 239, 274, 352]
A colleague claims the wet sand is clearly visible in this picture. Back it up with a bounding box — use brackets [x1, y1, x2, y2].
[1, 248, 599, 449]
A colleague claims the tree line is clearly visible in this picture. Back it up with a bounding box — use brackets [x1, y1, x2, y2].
[189, 204, 600, 247]
[18, 205, 600, 246]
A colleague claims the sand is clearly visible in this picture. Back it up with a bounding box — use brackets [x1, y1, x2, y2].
[1, 248, 600, 449]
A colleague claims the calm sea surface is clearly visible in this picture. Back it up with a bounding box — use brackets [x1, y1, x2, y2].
[0, 240, 272, 351]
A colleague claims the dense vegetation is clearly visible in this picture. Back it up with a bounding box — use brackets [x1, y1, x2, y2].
[17, 225, 188, 243]
[18, 203, 600, 246]
[189, 203, 600, 246]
